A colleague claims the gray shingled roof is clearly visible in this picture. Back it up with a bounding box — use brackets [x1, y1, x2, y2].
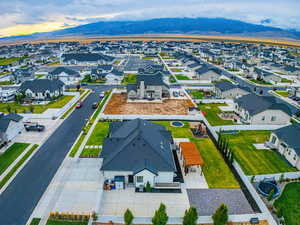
[215, 81, 237, 91]
[100, 119, 176, 173]
[0, 113, 23, 132]
[19, 79, 65, 93]
[235, 94, 292, 116]
[273, 123, 300, 155]
[49, 67, 80, 77]
[62, 53, 114, 62]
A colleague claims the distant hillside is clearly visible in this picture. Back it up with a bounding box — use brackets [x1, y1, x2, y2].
[2, 17, 300, 42]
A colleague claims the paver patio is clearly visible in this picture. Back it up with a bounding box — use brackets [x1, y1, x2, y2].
[104, 93, 194, 115]
[99, 188, 190, 217]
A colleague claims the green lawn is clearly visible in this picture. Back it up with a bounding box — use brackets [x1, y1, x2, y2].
[281, 78, 292, 83]
[274, 182, 300, 225]
[175, 74, 190, 80]
[190, 90, 204, 99]
[0, 56, 27, 65]
[46, 61, 60, 66]
[171, 68, 183, 72]
[0, 144, 38, 188]
[35, 74, 45, 78]
[29, 218, 41, 225]
[250, 79, 272, 85]
[198, 103, 236, 126]
[122, 74, 137, 84]
[223, 131, 297, 175]
[86, 122, 110, 146]
[0, 143, 30, 175]
[113, 60, 121, 65]
[80, 148, 101, 157]
[0, 80, 14, 85]
[69, 133, 86, 157]
[0, 71, 10, 76]
[193, 138, 240, 188]
[142, 56, 155, 60]
[46, 220, 88, 225]
[152, 121, 239, 188]
[0, 95, 74, 113]
[275, 90, 290, 97]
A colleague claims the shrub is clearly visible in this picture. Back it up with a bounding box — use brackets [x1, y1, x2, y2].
[212, 203, 228, 225]
[146, 181, 152, 192]
[152, 203, 168, 225]
[183, 206, 198, 225]
[124, 209, 134, 225]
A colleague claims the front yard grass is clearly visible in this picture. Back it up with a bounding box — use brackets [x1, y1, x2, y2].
[198, 103, 236, 126]
[275, 90, 290, 97]
[80, 148, 101, 157]
[86, 122, 110, 146]
[153, 121, 239, 188]
[29, 218, 41, 225]
[175, 74, 190, 80]
[190, 90, 204, 99]
[274, 182, 300, 225]
[0, 143, 30, 175]
[0, 95, 74, 114]
[249, 79, 272, 85]
[121, 73, 137, 84]
[171, 68, 183, 72]
[0, 144, 38, 189]
[223, 130, 297, 175]
[0, 80, 14, 85]
[281, 78, 292, 83]
[46, 220, 88, 225]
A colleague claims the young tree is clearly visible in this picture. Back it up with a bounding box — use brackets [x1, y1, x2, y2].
[268, 189, 275, 201]
[146, 181, 152, 192]
[124, 209, 134, 225]
[152, 203, 168, 225]
[183, 206, 198, 225]
[212, 203, 228, 225]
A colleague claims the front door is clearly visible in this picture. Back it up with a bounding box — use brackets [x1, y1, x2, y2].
[128, 175, 134, 183]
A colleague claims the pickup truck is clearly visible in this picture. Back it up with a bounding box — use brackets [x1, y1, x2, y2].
[24, 123, 45, 132]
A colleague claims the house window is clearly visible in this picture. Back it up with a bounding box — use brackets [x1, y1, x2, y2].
[136, 176, 143, 183]
[262, 116, 265, 121]
[271, 116, 276, 121]
[271, 136, 277, 144]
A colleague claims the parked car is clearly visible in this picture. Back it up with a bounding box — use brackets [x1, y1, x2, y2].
[76, 101, 82, 108]
[92, 102, 99, 109]
[24, 123, 45, 132]
[99, 92, 105, 98]
[81, 82, 87, 86]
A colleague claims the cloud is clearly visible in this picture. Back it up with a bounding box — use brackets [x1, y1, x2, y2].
[0, 0, 299, 37]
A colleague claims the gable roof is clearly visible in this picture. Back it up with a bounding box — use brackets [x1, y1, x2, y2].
[61, 53, 114, 62]
[19, 79, 65, 93]
[215, 81, 238, 92]
[49, 67, 80, 77]
[100, 119, 176, 173]
[0, 113, 23, 132]
[235, 94, 292, 116]
[273, 123, 300, 155]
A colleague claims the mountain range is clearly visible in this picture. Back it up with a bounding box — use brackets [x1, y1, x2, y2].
[2, 17, 300, 42]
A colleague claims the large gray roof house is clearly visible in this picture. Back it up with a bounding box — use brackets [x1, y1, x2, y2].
[234, 94, 291, 125]
[19, 79, 65, 100]
[100, 119, 177, 188]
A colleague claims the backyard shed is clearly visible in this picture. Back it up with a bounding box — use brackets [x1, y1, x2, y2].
[179, 142, 204, 175]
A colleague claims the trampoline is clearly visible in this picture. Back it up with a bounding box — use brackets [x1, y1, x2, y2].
[257, 179, 280, 198]
[171, 121, 184, 127]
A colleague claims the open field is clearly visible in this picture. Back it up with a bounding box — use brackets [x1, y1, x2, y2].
[274, 182, 300, 225]
[224, 130, 297, 175]
[104, 93, 194, 115]
[5, 34, 300, 48]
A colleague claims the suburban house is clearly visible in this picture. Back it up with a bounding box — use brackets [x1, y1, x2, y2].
[234, 94, 291, 125]
[127, 73, 169, 100]
[11, 68, 35, 84]
[100, 119, 177, 189]
[195, 66, 222, 82]
[18, 79, 65, 100]
[267, 123, 300, 169]
[90, 65, 124, 84]
[61, 53, 115, 65]
[214, 81, 250, 99]
[0, 113, 24, 145]
[0, 87, 16, 102]
[253, 67, 281, 84]
[47, 67, 81, 85]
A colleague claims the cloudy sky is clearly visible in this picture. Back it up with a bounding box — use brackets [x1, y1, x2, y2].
[0, 0, 299, 37]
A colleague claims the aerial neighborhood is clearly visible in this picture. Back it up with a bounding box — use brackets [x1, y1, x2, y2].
[0, 38, 300, 225]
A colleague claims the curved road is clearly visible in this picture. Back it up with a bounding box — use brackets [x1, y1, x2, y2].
[0, 86, 111, 225]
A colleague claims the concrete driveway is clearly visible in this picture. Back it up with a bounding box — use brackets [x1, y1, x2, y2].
[14, 118, 62, 144]
[99, 188, 190, 217]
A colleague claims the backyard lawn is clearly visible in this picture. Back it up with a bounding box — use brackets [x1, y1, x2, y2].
[275, 90, 290, 97]
[193, 137, 240, 188]
[0, 142, 30, 175]
[0, 56, 27, 65]
[190, 90, 204, 99]
[122, 73, 137, 84]
[198, 103, 236, 126]
[153, 121, 239, 188]
[223, 130, 297, 175]
[86, 121, 110, 146]
[175, 74, 190, 80]
[0, 95, 74, 113]
[274, 182, 300, 225]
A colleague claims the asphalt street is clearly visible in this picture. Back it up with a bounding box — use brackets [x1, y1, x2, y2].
[0, 86, 111, 225]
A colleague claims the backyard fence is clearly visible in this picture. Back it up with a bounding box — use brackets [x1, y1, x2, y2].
[248, 171, 300, 182]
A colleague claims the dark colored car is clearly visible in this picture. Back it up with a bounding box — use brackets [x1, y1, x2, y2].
[92, 102, 99, 109]
[24, 123, 45, 132]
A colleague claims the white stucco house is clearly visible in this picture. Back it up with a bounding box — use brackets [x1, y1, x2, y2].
[234, 94, 292, 125]
[0, 113, 24, 145]
[214, 81, 250, 99]
[100, 119, 177, 189]
[266, 123, 300, 169]
[47, 67, 82, 85]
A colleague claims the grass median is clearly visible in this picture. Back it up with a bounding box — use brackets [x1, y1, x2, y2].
[0, 144, 38, 189]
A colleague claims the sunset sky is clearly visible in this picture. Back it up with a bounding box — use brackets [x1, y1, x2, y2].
[0, 0, 299, 38]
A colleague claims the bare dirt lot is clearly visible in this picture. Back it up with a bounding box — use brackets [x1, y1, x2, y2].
[104, 93, 194, 115]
